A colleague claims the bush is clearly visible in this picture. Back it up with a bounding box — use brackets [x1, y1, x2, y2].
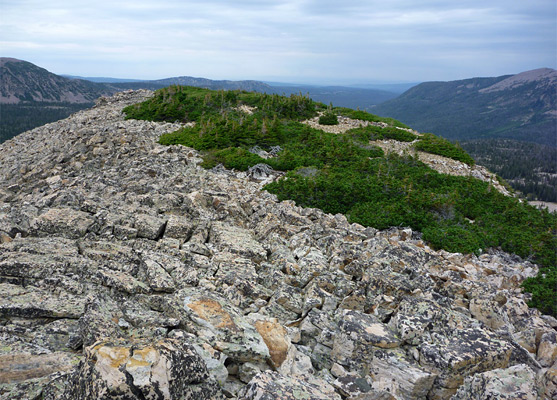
[334, 107, 410, 128]
[319, 113, 339, 125]
[348, 125, 417, 143]
[201, 147, 264, 170]
[522, 269, 557, 316]
[414, 133, 475, 165]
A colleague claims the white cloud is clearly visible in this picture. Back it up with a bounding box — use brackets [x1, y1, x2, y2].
[0, 0, 555, 82]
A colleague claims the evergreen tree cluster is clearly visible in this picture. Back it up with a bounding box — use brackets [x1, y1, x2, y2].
[462, 139, 557, 202]
[0, 102, 92, 143]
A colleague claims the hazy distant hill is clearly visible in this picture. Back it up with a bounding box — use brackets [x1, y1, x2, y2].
[78, 77, 401, 111]
[150, 76, 272, 92]
[268, 85, 399, 110]
[373, 68, 557, 146]
[0, 58, 119, 142]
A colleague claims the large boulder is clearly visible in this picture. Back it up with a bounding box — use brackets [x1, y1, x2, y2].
[450, 364, 538, 400]
[61, 338, 224, 400]
[239, 371, 341, 400]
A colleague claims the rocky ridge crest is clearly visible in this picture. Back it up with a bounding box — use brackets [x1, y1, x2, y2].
[0, 90, 555, 399]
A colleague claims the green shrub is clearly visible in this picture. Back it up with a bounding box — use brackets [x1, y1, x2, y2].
[319, 113, 339, 125]
[201, 147, 265, 170]
[414, 133, 475, 165]
[348, 125, 417, 143]
[334, 107, 410, 128]
[522, 269, 557, 316]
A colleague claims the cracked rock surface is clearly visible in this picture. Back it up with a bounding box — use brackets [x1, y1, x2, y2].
[0, 90, 554, 399]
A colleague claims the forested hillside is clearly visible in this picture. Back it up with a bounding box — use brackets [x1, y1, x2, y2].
[373, 68, 556, 146]
[0, 102, 93, 143]
[462, 139, 557, 202]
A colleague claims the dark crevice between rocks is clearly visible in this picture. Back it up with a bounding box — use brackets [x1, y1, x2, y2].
[0, 275, 25, 285]
[156, 221, 168, 241]
[381, 313, 394, 325]
[183, 226, 194, 244]
[76, 241, 85, 256]
[204, 225, 212, 244]
[166, 326, 178, 336]
[7, 227, 27, 238]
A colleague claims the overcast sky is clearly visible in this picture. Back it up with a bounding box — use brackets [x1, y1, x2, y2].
[1, 0, 555, 84]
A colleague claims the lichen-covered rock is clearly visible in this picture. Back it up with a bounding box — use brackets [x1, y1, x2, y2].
[537, 364, 557, 399]
[252, 317, 291, 368]
[469, 297, 506, 330]
[134, 213, 167, 240]
[164, 214, 194, 240]
[0, 283, 86, 319]
[369, 348, 436, 399]
[144, 257, 176, 292]
[0, 352, 79, 388]
[61, 338, 224, 400]
[450, 364, 538, 400]
[332, 309, 401, 370]
[30, 207, 94, 238]
[180, 289, 271, 364]
[238, 371, 341, 400]
[537, 331, 557, 368]
[419, 327, 513, 392]
[210, 221, 267, 263]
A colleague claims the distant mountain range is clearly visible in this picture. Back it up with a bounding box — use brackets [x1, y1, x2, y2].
[2, 57, 556, 148]
[0, 57, 403, 142]
[373, 68, 557, 147]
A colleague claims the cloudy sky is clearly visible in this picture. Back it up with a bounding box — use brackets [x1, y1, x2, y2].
[1, 0, 555, 84]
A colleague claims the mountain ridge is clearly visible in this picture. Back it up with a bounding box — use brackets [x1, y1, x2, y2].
[0, 58, 115, 104]
[0, 89, 555, 399]
[372, 68, 557, 146]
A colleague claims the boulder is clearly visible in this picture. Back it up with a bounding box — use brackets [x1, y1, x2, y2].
[134, 214, 167, 240]
[238, 371, 341, 400]
[369, 348, 436, 399]
[537, 331, 557, 367]
[210, 221, 267, 263]
[31, 208, 94, 238]
[450, 364, 537, 400]
[419, 327, 513, 391]
[180, 289, 271, 364]
[60, 338, 224, 399]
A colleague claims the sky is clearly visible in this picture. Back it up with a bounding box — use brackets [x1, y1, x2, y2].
[1, 0, 556, 84]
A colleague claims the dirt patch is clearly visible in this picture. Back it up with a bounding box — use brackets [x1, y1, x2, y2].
[529, 201, 557, 213]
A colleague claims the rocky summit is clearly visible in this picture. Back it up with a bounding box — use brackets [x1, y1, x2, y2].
[0, 90, 555, 400]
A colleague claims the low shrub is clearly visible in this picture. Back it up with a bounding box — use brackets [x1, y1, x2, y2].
[348, 125, 417, 143]
[414, 133, 475, 165]
[319, 113, 339, 125]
